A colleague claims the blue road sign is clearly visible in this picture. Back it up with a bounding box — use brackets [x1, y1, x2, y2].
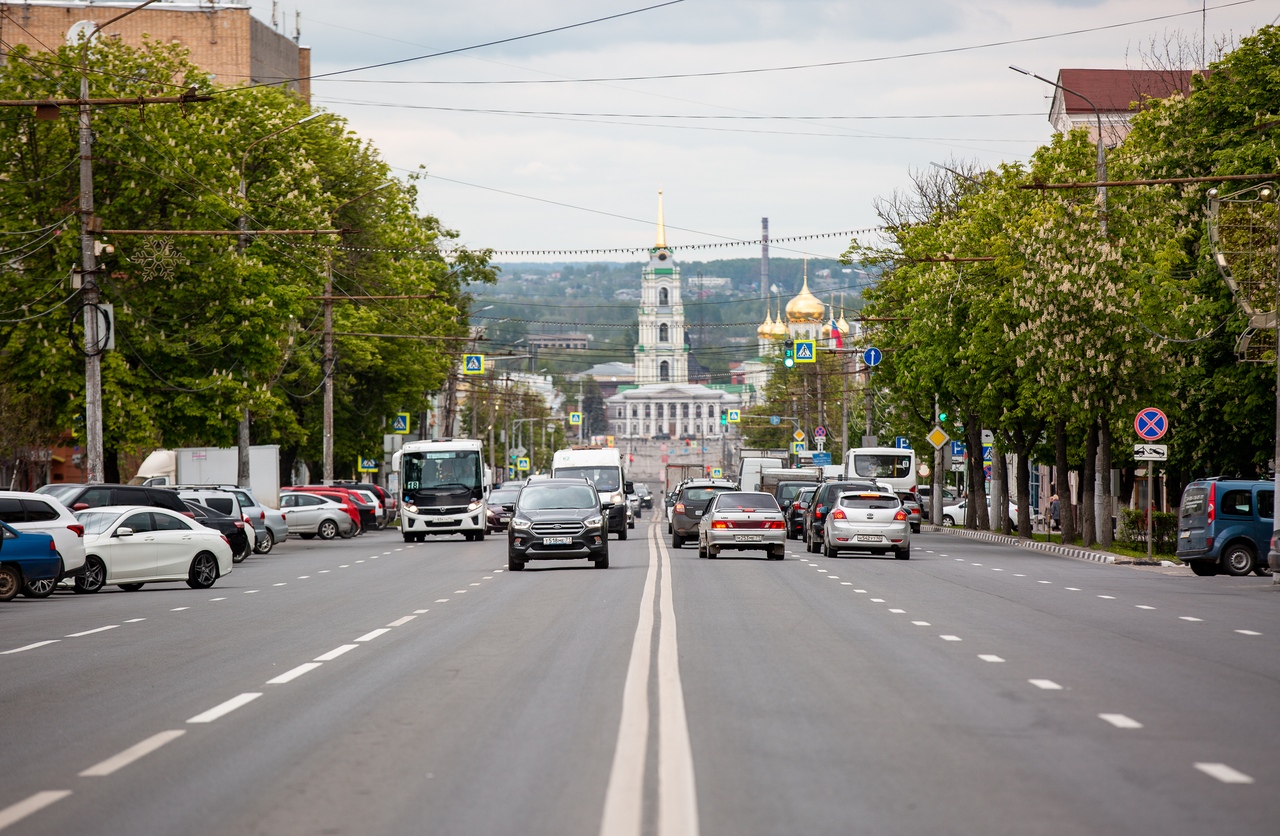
[392, 412, 410, 434]
[462, 354, 485, 375]
[863, 346, 882, 366]
[770, 415, 781, 426]
[894, 435, 911, 449]
[981, 443, 993, 463]
[811, 452, 832, 466]
[794, 340, 816, 362]
[1134, 407, 1168, 441]
[950, 441, 966, 457]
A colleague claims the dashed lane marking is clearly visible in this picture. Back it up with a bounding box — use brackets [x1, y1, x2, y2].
[387, 616, 416, 627]
[0, 791, 72, 831]
[1180, 617, 1203, 622]
[209, 598, 226, 602]
[1029, 679, 1063, 690]
[870, 598, 885, 603]
[978, 655, 1006, 663]
[124, 618, 146, 623]
[1136, 605, 1155, 610]
[971, 563, 982, 566]
[1098, 714, 1143, 729]
[355, 560, 365, 564]
[315, 645, 359, 661]
[273, 583, 287, 587]
[1097, 595, 1116, 599]
[854, 589, 867, 593]
[483, 576, 494, 579]
[435, 598, 449, 603]
[267, 663, 323, 685]
[911, 621, 931, 626]
[1013, 574, 1026, 577]
[65, 625, 118, 638]
[454, 590, 467, 594]
[1037, 581, 1052, 584]
[339, 565, 350, 569]
[1235, 630, 1261, 636]
[992, 568, 1004, 571]
[187, 693, 263, 724]
[296, 576, 310, 580]
[2, 640, 60, 655]
[1065, 587, 1081, 591]
[355, 629, 390, 642]
[470, 582, 482, 586]
[888, 609, 906, 614]
[941, 635, 962, 642]
[319, 570, 331, 573]
[841, 582, 852, 586]
[170, 607, 189, 612]
[80, 730, 186, 777]
[1194, 763, 1254, 784]
[413, 609, 430, 614]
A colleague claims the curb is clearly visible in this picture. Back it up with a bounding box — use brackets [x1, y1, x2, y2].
[922, 525, 1118, 564]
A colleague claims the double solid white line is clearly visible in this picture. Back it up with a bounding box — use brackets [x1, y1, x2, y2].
[598, 524, 700, 836]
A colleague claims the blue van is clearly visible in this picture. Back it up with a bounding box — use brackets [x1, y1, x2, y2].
[1176, 479, 1274, 576]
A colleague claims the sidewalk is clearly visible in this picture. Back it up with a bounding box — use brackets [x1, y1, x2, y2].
[922, 525, 1123, 564]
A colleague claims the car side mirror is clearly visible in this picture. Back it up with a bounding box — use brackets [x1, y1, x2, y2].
[601, 502, 615, 510]
[625, 481, 634, 494]
[114, 527, 134, 537]
[73, 502, 90, 511]
[501, 504, 515, 513]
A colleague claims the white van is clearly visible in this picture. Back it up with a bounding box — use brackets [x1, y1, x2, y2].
[551, 447, 629, 540]
[738, 456, 785, 492]
[844, 447, 918, 494]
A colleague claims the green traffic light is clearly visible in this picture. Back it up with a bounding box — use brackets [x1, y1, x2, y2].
[939, 412, 948, 422]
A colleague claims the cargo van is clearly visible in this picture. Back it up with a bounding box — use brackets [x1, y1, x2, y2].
[1176, 478, 1274, 576]
[551, 447, 629, 540]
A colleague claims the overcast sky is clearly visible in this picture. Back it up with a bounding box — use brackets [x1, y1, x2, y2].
[249, 1, 1276, 263]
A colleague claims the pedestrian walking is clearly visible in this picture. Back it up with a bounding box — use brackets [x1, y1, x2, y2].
[1050, 494, 1061, 532]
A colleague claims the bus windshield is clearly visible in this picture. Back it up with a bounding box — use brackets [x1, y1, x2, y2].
[555, 466, 621, 492]
[403, 450, 483, 495]
[852, 454, 913, 480]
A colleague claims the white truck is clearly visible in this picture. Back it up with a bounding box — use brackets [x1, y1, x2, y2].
[737, 451, 787, 492]
[551, 446, 630, 540]
[133, 445, 282, 508]
[393, 438, 490, 543]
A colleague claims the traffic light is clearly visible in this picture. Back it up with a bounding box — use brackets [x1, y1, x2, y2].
[938, 411, 948, 423]
[784, 339, 795, 368]
[720, 412, 727, 426]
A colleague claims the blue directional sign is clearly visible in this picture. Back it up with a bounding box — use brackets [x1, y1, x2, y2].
[894, 435, 911, 449]
[794, 340, 816, 363]
[770, 415, 781, 426]
[811, 452, 832, 466]
[462, 354, 485, 375]
[392, 412, 410, 434]
[950, 441, 966, 457]
[1134, 407, 1168, 441]
[863, 346, 883, 366]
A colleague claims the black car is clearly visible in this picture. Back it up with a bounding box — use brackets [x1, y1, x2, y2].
[635, 483, 654, 509]
[183, 500, 252, 563]
[803, 480, 882, 553]
[37, 483, 192, 516]
[671, 480, 738, 549]
[506, 479, 611, 571]
[332, 480, 396, 528]
[786, 486, 817, 540]
[487, 486, 521, 532]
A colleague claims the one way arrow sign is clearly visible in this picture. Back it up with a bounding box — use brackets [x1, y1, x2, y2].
[1133, 444, 1168, 461]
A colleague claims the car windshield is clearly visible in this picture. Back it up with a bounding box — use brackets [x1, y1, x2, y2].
[682, 486, 733, 503]
[852, 455, 913, 479]
[519, 485, 600, 511]
[490, 488, 521, 504]
[37, 484, 79, 502]
[839, 494, 901, 509]
[714, 493, 780, 512]
[75, 510, 122, 536]
[403, 450, 483, 493]
[555, 466, 621, 492]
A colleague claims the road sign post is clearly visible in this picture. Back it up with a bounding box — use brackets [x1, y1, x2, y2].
[1134, 408, 1169, 562]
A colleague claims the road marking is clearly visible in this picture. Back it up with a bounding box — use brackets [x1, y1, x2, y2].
[355, 560, 365, 564]
[1037, 581, 1052, 584]
[387, 616, 416, 627]
[1235, 630, 1261, 636]
[1194, 763, 1254, 784]
[871, 598, 885, 603]
[854, 589, 867, 593]
[454, 590, 467, 594]
[971, 563, 982, 566]
[319, 570, 331, 574]
[599, 513, 662, 836]
[470, 582, 482, 586]
[483, 576, 493, 579]
[1136, 605, 1156, 610]
[244, 590, 259, 594]
[827, 576, 840, 580]
[171, 607, 189, 612]
[955, 558, 964, 561]
[382, 552, 392, 555]
[435, 598, 449, 602]
[912, 621, 931, 626]
[1013, 574, 1026, 577]
[2, 640, 60, 655]
[978, 654, 1005, 663]
[941, 635, 962, 641]
[0, 791, 72, 831]
[1098, 714, 1143, 729]
[413, 609, 430, 614]
[187, 692, 262, 724]
[1180, 617, 1203, 622]
[65, 625, 118, 638]
[355, 628, 390, 642]
[889, 609, 906, 614]
[992, 568, 1003, 571]
[841, 582, 852, 585]
[124, 618, 146, 623]
[816, 569, 827, 573]
[1065, 587, 1081, 591]
[1097, 595, 1116, 599]
[339, 565, 350, 568]
[655, 519, 700, 836]
[273, 583, 287, 587]
[80, 730, 186, 777]
[267, 662, 323, 685]
[209, 598, 226, 602]
[315, 645, 359, 661]
[1029, 679, 1063, 690]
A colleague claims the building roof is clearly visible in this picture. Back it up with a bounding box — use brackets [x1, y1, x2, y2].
[605, 383, 743, 403]
[580, 362, 635, 380]
[1053, 69, 1195, 115]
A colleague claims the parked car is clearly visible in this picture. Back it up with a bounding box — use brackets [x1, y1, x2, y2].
[278, 492, 356, 540]
[73, 506, 233, 592]
[1177, 478, 1274, 576]
[505, 478, 611, 571]
[628, 487, 642, 521]
[916, 485, 959, 520]
[487, 486, 521, 532]
[803, 481, 882, 554]
[0, 490, 87, 597]
[332, 480, 397, 527]
[282, 487, 362, 536]
[697, 491, 786, 559]
[350, 488, 387, 529]
[289, 486, 376, 533]
[178, 490, 252, 561]
[786, 487, 817, 540]
[38, 483, 190, 516]
[0, 521, 61, 602]
[940, 498, 1019, 528]
[670, 480, 739, 548]
[170, 484, 287, 553]
[896, 491, 923, 534]
[822, 489, 911, 559]
[181, 500, 252, 563]
[635, 483, 654, 509]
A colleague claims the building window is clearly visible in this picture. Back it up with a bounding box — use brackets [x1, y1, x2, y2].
[616, 407, 624, 418]
[631, 405, 638, 418]
[631, 423, 639, 436]
[695, 404, 703, 418]
[659, 287, 669, 306]
[657, 404, 664, 419]
[696, 422, 702, 434]
[660, 361, 670, 381]
[644, 422, 651, 434]
[659, 323, 669, 343]
[644, 404, 651, 418]
[682, 403, 689, 419]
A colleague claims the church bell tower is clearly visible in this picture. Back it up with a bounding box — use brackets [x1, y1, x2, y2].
[634, 191, 688, 385]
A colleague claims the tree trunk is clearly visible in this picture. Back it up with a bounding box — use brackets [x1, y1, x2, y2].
[996, 444, 1012, 534]
[966, 417, 989, 530]
[1055, 418, 1076, 544]
[1081, 420, 1098, 548]
[1015, 444, 1032, 538]
[1098, 420, 1114, 549]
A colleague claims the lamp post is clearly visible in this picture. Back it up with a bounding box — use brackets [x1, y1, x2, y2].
[1010, 65, 1108, 235]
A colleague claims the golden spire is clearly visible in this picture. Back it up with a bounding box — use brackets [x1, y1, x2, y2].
[756, 298, 773, 338]
[769, 295, 789, 337]
[785, 260, 824, 322]
[655, 189, 667, 249]
[820, 303, 833, 339]
[837, 294, 850, 335]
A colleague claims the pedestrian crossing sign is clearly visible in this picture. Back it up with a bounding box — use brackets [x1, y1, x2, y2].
[508, 465, 516, 479]
[792, 441, 806, 455]
[794, 340, 816, 363]
[517, 457, 530, 471]
[463, 354, 485, 375]
[392, 411, 410, 434]
[357, 457, 378, 473]
[710, 467, 723, 479]
[727, 409, 740, 423]
[569, 412, 582, 425]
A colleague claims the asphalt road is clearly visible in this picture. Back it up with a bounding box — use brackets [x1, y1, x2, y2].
[1, 519, 1277, 835]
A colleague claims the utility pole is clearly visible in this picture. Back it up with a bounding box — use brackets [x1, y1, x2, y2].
[79, 42, 103, 484]
[933, 393, 944, 526]
[841, 350, 849, 470]
[760, 217, 770, 302]
[322, 259, 334, 483]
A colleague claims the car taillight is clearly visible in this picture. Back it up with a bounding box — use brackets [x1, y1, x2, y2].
[1206, 483, 1216, 525]
[220, 535, 230, 546]
[675, 503, 686, 513]
[766, 520, 785, 529]
[894, 509, 908, 521]
[815, 505, 825, 518]
[234, 522, 245, 529]
[67, 524, 85, 538]
[181, 511, 195, 518]
[830, 508, 846, 520]
[50, 539, 58, 550]
[712, 520, 729, 529]
[243, 514, 252, 524]
[260, 511, 266, 520]
[792, 502, 802, 510]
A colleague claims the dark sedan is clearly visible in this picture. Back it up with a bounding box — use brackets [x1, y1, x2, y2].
[787, 486, 816, 540]
[183, 500, 252, 563]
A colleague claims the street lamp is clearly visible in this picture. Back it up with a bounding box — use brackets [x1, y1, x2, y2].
[1010, 65, 1108, 235]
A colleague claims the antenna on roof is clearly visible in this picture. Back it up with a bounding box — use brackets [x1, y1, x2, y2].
[294, 8, 301, 44]
[271, 0, 279, 31]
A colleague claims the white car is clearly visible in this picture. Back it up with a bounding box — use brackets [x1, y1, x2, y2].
[940, 498, 1020, 528]
[822, 490, 911, 559]
[0, 490, 87, 597]
[73, 506, 233, 593]
[279, 492, 355, 540]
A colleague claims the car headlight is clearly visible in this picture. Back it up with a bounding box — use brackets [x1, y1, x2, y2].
[584, 515, 604, 529]
[404, 503, 418, 514]
[511, 516, 532, 530]
[609, 491, 624, 504]
[467, 499, 483, 512]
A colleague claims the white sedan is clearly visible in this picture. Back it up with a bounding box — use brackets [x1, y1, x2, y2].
[73, 506, 233, 593]
[940, 498, 1020, 528]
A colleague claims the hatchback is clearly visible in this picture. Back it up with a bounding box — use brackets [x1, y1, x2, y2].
[279, 492, 356, 540]
[822, 491, 911, 559]
[73, 506, 233, 592]
[803, 481, 882, 553]
[0, 490, 87, 597]
[0, 522, 61, 602]
[1176, 478, 1274, 576]
[786, 487, 816, 540]
[670, 480, 739, 548]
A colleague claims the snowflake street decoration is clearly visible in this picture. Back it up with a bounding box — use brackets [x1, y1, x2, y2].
[1208, 184, 1278, 362]
[130, 236, 189, 283]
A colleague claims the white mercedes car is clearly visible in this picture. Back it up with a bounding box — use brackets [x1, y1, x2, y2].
[73, 506, 233, 593]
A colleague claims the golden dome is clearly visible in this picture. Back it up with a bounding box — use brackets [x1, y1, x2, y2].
[756, 308, 774, 338]
[837, 310, 850, 335]
[820, 305, 834, 339]
[768, 297, 789, 338]
[786, 273, 825, 322]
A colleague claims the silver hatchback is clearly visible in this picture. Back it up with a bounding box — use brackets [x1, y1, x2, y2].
[822, 491, 911, 559]
[697, 491, 786, 560]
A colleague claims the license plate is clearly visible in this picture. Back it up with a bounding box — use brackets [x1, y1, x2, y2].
[542, 536, 572, 545]
[693, 510, 702, 516]
[856, 535, 881, 542]
[735, 534, 763, 542]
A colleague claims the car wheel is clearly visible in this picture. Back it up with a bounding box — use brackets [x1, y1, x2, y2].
[186, 552, 219, 589]
[118, 583, 144, 591]
[808, 534, 820, 554]
[942, 515, 956, 527]
[402, 532, 414, 543]
[508, 553, 525, 571]
[912, 524, 921, 534]
[672, 532, 683, 549]
[618, 524, 628, 541]
[1189, 560, 1218, 577]
[1220, 543, 1255, 576]
[376, 516, 390, 531]
[341, 524, 358, 539]
[770, 545, 785, 560]
[0, 565, 22, 601]
[896, 547, 911, 560]
[415, 533, 426, 543]
[823, 539, 837, 559]
[318, 520, 339, 541]
[23, 574, 59, 598]
[707, 545, 719, 559]
[300, 533, 316, 541]
[254, 530, 275, 555]
[75, 556, 106, 594]
[594, 550, 610, 569]
[1253, 564, 1273, 576]
[698, 538, 707, 558]
[232, 538, 252, 564]
[475, 529, 485, 542]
